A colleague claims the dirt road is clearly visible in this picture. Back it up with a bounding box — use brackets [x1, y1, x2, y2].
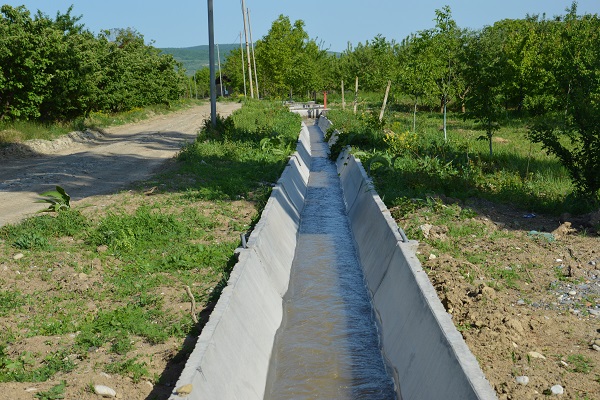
[0, 102, 241, 227]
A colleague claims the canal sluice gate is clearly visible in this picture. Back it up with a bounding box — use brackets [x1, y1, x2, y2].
[169, 117, 498, 400]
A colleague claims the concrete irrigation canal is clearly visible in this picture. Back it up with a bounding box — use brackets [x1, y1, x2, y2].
[169, 115, 498, 400]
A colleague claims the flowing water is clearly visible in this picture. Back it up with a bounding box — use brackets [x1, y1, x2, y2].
[264, 124, 396, 399]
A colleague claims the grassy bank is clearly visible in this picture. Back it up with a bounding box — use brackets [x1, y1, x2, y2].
[326, 107, 582, 215]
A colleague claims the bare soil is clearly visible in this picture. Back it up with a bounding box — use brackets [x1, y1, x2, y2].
[392, 197, 600, 399]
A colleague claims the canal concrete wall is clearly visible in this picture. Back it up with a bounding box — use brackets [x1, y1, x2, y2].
[324, 116, 497, 400]
[170, 117, 497, 400]
[169, 124, 312, 400]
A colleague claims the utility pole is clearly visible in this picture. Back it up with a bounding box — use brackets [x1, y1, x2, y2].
[241, 0, 254, 98]
[217, 44, 224, 97]
[239, 32, 247, 97]
[207, 0, 216, 127]
[247, 8, 259, 98]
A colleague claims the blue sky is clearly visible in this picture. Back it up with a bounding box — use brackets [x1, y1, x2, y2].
[4, 1, 600, 51]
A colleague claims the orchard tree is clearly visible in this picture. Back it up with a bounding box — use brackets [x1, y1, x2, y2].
[193, 67, 211, 98]
[338, 35, 397, 93]
[420, 6, 464, 140]
[254, 15, 327, 98]
[0, 5, 52, 120]
[463, 25, 508, 156]
[396, 34, 436, 131]
[528, 4, 600, 199]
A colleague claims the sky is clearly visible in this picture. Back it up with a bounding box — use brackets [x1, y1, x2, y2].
[4, 1, 600, 52]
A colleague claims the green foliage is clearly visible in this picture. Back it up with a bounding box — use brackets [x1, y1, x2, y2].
[567, 354, 594, 374]
[35, 186, 70, 212]
[526, 9, 600, 199]
[0, 290, 25, 316]
[105, 357, 149, 383]
[35, 381, 66, 400]
[0, 347, 75, 383]
[0, 5, 183, 123]
[252, 15, 328, 98]
[13, 232, 49, 250]
[0, 209, 88, 241]
[327, 108, 576, 215]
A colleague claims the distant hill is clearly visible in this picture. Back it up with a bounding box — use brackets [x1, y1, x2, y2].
[159, 44, 238, 76]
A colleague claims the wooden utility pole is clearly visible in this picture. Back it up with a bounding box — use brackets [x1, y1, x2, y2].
[341, 80, 345, 110]
[239, 32, 247, 97]
[241, 0, 254, 98]
[353, 76, 359, 114]
[379, 80, 391, 122]
[217, 44, 224, 97]
[207, 0, 216, 127]
[247, 8, 259, 98]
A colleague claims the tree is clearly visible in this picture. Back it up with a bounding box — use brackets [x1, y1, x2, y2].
[396, 34, 436, 131]
[254, 15, 326, 98]
[0, 5, 52, 120]
[421, 6, 464, 140]
[194, 67, 211, 98]
[528, 4, 600, 199]
[463, 26, 508, 156]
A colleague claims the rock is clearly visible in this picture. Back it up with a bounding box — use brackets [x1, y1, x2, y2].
[428, 253, 437, 260]
[550, 384, 564, 395]
[94, 384, 116, 398]
[175, 384, 193, 396]
[13, 253, 24, 260]
[528, 351, 546, 360]
[568, 290, 576, 296]
[592, 344, 600, 352]
[96, 245, 108, 253]
[515, 376, 529, 385]
[78, 273, 88, 280]
[419, 224, 433, 238]
[517, 299, 526, 306]
[551, 222, 577, 238]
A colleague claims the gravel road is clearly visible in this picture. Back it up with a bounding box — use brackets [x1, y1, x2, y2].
[0, 102, 241, 226]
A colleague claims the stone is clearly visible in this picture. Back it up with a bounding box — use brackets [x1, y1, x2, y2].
[94, 384, 116, 398]
[528, 351, 546, 360]
[515, 376, 529, 385]
[13, 253, 24, 260]
[419, 224, 433, 238]
[428, 253, 437, 260]
[550, 384, 564, 395]
[96, 245, 108, 253]
[175, 384, 193, 396]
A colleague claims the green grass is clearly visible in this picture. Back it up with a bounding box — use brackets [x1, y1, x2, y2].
[0, 100, 300, 385]
[326, 105, 583, 215]
[567, 354, 594, 374]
